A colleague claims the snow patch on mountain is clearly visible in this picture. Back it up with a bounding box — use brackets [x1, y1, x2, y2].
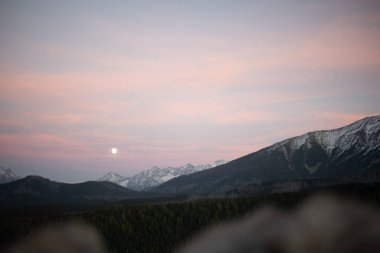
[0, 167, 19, 184]
[305, 162, 322, 174]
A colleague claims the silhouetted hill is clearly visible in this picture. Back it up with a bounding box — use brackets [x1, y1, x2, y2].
[153, 116, 380, 195]
[0, 176, 139, 207]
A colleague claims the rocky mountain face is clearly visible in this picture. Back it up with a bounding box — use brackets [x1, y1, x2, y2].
[153, 116, 380, 195]
[98, 160, 226, 190]
[0, 176, 139, 207]
[0, 167, 19, 184]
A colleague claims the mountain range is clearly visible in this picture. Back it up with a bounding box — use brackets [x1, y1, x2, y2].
[1, 116, 379, 207]
[98, 160, 227, 190]
[153, 115, 380, 195]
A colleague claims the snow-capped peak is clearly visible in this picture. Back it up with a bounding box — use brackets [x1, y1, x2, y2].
[97, 160, 227, 190]
[98, 172, 124, 181]
[125, 160, 228, 190]
[97, 172, 130, 187]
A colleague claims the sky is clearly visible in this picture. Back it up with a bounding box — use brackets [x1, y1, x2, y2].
[0, 0, 380, 182]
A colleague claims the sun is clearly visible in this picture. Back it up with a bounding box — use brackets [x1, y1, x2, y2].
[111, 147, 118, 154]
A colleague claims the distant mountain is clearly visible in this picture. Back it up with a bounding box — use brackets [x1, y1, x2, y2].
[0, 176, 139, 207]
[0, 167, 19, 184]
[98, 160, 227, 190]
[154, 116, 380, 195]
[98, 172, 130, 187]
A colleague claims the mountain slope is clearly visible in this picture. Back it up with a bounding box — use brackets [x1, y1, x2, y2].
[98, 160, 226, 190]
[0, 168, 19, 184]
[153, 116, 380, 195]
[0, 176, 139, 207]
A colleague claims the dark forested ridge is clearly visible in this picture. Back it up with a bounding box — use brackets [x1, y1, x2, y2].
[1, 182, 380, 253]
[227, 169, 380, 196]
[0, 176, 140, 207]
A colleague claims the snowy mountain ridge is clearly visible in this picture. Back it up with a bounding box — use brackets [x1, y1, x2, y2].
[260, 115, 380, 173]
[98, 160, 227, 190]
[267, 116, 380, 163]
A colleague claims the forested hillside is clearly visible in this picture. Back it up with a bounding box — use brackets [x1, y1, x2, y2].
[1, 182, 380, 253]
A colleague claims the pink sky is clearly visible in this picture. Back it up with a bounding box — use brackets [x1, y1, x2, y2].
[0, 1, 379, 182]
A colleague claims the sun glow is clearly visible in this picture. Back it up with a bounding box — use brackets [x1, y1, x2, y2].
[111, 148, 118, 154]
